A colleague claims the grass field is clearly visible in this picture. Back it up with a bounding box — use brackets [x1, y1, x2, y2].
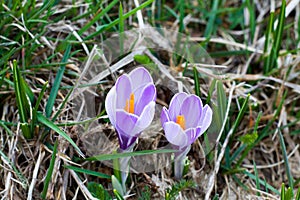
[1, 0, 300, 199]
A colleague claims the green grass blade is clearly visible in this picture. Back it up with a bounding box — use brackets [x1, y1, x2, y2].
[78, 0, 119, 35]
[273, 0, 286, 64]
[0, 148, 27, 189]
[243, 170, 280, 195]
[278, 130, 294, 194]
[204, 0, 219, 38]
[30, 0, 55, 20]
[193, 67, 201, 97]
[246, 0, 256, 42]
[295, 187, 300, 200]
[0, 47, 16, 70]
[37, 112, 84, 157]
[11, 60, 32, 139]
[265, 0, 286, 74]
[232, 94, 250, 135]
[41, 140, 58, 199]
[216, 80, 227, 130]
[113, 150, 122, 184]
[263, 11, 275, 74]
[21, 77, 34, 104]
[178, 0, 185, 33]
[281, 183, 285, 200]
[51, 86, 74, 122]
[253, 161, 260, 196]
[206, 79, 216, 104]
[119, 2, 124, 56]
[45, 44, 71, 118]
[236, 91, 287, 167]
[86, 149, 176, 161]
[84, 0, 154, 40]
[0, 122, 13, 136]
[64, 165, 111, 179]
[31, 81, 48, 134]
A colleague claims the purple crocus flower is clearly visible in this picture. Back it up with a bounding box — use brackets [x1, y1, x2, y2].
[161, 92, 212, 178]
[105, 67, 156, 150]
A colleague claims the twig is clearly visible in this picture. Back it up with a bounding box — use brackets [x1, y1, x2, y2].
[27, 150, 45, 200]
[205, 82, 236, 200]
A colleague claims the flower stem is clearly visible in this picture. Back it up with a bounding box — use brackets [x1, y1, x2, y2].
[119, 144, 135, 192]
[174, 146, 190, 179]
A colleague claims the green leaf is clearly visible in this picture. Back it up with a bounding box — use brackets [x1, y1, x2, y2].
[86, 149, 176, 161]
[246, 0, 256, 42]
[217, 80, 227, 124]
[263, 11, 275, 74]
[113, 150, 122, 183]
[11, 60, 32, 139]
[112, 175, 125, 197]
[295, 187, 300, 200]
[64, 165, 111, 179]
[41, 140, 58, 199]
[253, 161, 260, 196]
[193, 67, 200, 97]
[31, 81, 48, 135]
[239, 132, 258, 145]
[243, 170, 279, 195]
[37, 112, 84, 157]
[204, 0, 220, 38]
[78, 0, 119, 35]
[281, 183, 286, 200]
[0, 148, 27, 189]
[119, 2, 124, 56]
[134, 55, 152, 65]
[85, 0, 154, 40]
[232, 94, 250, 135]
[45, 44, 71, 118]
[279, 130, 294, 194]
[87, 182, 112, 200]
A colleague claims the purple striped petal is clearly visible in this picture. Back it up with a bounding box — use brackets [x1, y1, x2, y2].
[135, 83, 156, 115]
[129, 67, 153, 92]
[198, 105, 213, 134]
[133, 101, 155, 133]
[180, 94, 203, 128]
[115, 74, 132, 109]
[160, 107, 170, 125]
[168, 92, 188, 121]
[116, 128, 138, 150]
[116, 110, 139, 136]
[105, 86, 117, 126]
[163, 121, 188, 148]
[185, 127, 202, 145]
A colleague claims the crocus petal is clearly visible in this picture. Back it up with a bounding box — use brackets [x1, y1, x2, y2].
[133, 101, 155, 133]
[160, 107, 170, 125]
[163, 121, 188, 148]
[105, 86, 117, 126]
[116, 128, 138, 150]
[199, 105, 213, 134]
[135, 83, 156, 115]
[185, 127, 202, 145]
[168, 92, 188, 121]
[180, 94, 203, 128]
[116, 110, 139, 136]
[129, 67, 153, 92]
[115, 74, 132, 109]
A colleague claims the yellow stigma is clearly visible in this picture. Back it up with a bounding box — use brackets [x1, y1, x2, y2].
[124, 93, 135, 114]
[176, 115, 186, 130]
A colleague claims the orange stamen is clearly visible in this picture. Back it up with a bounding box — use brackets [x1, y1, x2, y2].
[176, 115, 186, 130]
[129, 93, 134, 114]
[124, 93, 135, 114]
